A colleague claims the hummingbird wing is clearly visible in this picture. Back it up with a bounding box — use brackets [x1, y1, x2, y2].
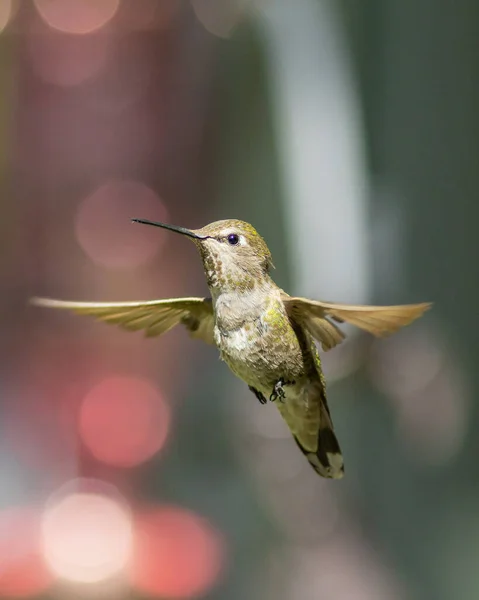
[283, 296, 432, 350]
[30, 297, 215, 344]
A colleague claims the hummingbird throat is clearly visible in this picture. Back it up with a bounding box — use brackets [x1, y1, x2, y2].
[199, 244, 262, 295]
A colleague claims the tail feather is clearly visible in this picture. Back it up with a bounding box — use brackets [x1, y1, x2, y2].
[294, 400, 344, 479]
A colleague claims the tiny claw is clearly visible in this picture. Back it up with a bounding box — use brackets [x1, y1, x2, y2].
[269, 378, 294, 403]
[249, 386, 267, 405]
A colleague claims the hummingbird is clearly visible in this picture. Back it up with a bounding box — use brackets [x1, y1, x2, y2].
[32, 219, 431, 479]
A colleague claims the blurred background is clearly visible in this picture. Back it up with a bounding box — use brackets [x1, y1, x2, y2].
[0, 0, 477, 599]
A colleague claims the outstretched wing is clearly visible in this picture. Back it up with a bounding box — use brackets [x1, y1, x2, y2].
[283, 295, 432, 351]
[31, 296, 216, 344]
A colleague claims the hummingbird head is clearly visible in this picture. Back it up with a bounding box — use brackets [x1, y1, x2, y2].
[133, 218, 273, 293]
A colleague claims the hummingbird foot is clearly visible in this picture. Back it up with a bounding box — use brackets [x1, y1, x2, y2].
[269, 378, 295, 403]
[249, 386, 267, 405]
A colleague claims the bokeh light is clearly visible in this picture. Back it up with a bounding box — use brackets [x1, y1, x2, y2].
[0, 507, 52, 598]
[130, 506, 225, 599]
[190, 0, 247, 38]
[0, 0, 12, 34]
[75, 180, 168, 269]
[41, 480, 132, 583]
[27, 30, 109, 87]
[34, 0, 119, 35]
[79, 376, 170, 468]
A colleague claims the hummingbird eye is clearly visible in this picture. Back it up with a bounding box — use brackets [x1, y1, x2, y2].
[227, 233, 240, 246]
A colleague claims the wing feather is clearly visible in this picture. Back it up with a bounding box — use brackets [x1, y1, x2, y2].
[284, 295, 431, 350]
[30, 297, 215, 344]
[304, 316, 345, 351]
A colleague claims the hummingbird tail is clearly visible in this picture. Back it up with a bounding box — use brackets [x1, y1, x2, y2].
[294, 397, 344, 479]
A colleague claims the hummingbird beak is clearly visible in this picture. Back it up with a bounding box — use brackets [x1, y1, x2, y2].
[132, 219, 207, 240]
